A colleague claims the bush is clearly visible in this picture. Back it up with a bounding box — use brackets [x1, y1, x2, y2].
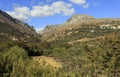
[0, 46, 28, 76]
[0, 46, 60, 77]
[80, 34, 120, 77]
[24, 41, 52, 56]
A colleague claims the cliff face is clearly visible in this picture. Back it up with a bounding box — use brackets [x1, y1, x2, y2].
[0, 9, 38, 41]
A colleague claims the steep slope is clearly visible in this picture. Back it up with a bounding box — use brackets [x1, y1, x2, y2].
[41, 14, 120, 41]
[0, 9, 38, 41]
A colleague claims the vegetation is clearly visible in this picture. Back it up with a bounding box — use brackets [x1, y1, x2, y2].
[0, 10, 120, 77]
[0, 46, 58, 77]
[0, 32, 120, 77]
[50, 34, 120, 77]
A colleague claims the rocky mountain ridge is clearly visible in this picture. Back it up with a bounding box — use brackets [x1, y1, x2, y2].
[41, 14, 120, 41]
[0, 9, 38, 41]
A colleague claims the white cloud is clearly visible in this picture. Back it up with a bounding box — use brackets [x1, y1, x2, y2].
[31, 1, 75, 17]
[6, 6, 30, 20]
[69, 0, 89, 8]
[69, 0, 86, 5]
[6, 1, 75, 21]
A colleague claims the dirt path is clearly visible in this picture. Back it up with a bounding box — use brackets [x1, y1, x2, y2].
[32, 56, 62, 70]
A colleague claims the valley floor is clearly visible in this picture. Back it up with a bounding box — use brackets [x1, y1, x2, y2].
[32, 56, 62, 70]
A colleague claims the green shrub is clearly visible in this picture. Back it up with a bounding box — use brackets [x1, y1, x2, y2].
[0, 46, 28, 77]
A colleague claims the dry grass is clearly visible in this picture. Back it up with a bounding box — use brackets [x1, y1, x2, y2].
[32, 56, 62, 70]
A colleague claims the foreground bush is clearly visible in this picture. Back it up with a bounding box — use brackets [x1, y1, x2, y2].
[0, 46, 65, 77]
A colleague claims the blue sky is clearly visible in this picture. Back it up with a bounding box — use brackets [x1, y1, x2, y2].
[0, 0, 120, 31]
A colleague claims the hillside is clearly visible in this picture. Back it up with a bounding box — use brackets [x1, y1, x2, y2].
[0, 11, 120, 77]
[0, 9, 38, 41]
[41, 14, 120, 41]
[38, 14, 120, 77]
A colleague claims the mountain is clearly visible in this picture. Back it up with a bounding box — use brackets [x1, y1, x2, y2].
[0, 9, 38, 41]
[0, 10, 120, 77]
[41, 14, 120, 41]
[65, 14, 95, 24]
[39, 14, 120, 77]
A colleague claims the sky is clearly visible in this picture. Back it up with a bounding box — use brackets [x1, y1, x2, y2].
[0, 0, 120, 31]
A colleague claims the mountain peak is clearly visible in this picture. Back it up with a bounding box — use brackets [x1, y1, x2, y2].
[0, 9, 15, 21]
[72, 14, 94, 19]
[66, 14, 95, 23]
[65, 14, 95, 24]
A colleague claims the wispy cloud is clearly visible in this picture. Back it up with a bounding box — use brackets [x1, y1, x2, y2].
[82, 3, 89, 8]
[69, 0, 89, 8]
[69, 0, 86, 5]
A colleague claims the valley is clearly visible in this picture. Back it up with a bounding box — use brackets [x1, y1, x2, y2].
[0, 9, 120, 77]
